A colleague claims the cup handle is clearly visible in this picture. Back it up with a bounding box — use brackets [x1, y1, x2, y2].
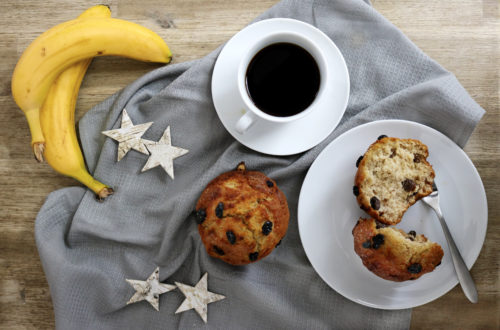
[235, 110, 256, 134]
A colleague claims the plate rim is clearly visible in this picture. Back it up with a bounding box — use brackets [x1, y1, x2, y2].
[297, 119, 488, 310]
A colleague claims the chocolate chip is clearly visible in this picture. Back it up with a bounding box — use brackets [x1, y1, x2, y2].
[372, 234, 384, 244]
[408, 230, 416, 237]
[408, 263, 422, 274]
[353, 186, 360, 196]
[356, 155, 363, 167]
[362, 240, 371, 248]
[226, 230, 236, 244]
[370, 196, 380, 210]
[266, 180, 274, 188]
[213, 245, 225, 255]
[390, 148, 396, 158]
[215, 202, 224, 218]
[413, 154, 423, 163]
[262, 221, 273, 235]
[371, 234, 384, 249]
[402, 179, 416, 192]
[377, 135, 388, 140]
[195, 209, 206, 224]
[275, 240, 282, 248]
[249, 252, 259, 261]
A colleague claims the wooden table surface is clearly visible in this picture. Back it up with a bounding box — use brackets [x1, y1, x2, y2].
[0, 0, 498, 328]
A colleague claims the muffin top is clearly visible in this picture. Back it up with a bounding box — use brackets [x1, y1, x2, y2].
[195, 162, 289, 265]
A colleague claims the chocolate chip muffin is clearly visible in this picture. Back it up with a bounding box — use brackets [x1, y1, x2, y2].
[195, 162, 289, 265]
[352, 218, 443, 282]
[354, 136, 435, 225]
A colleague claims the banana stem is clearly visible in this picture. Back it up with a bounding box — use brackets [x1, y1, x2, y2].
[33, 142, 45, 162]
[97, 187, 114, 201]
[74, 171, 114, 201]
[25, 108, 45, 162]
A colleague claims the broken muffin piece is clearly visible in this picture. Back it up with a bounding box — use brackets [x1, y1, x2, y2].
[352, 218, 443, 282]
[354, 136, 435, 225]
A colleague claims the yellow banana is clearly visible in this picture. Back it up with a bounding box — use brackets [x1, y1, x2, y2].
[40, 5, 114, 200]
[12, 11, 172, 162]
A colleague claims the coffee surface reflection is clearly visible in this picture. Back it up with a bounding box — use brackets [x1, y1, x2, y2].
[245, 42, 320, 117]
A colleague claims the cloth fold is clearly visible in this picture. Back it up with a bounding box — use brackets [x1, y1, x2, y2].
[35, 0, 484, 329]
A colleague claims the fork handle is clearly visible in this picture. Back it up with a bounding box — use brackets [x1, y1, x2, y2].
[434, 208, 478, 303]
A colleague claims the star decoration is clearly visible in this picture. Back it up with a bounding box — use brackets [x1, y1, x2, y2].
[141, 126, 189, 179]
[102, 109, 153, 161]
[175, 273, 225, 323]
[126, 267, 176, 311]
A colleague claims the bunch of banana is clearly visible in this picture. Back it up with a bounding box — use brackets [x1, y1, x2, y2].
[12, 5, 172, 200]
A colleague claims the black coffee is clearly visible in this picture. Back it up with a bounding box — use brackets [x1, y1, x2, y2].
[245, 42, 320, 117]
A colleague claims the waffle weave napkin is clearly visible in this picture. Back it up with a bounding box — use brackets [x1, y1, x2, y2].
[35, 0, 484, 328]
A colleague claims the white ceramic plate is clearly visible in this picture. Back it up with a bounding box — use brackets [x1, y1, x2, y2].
[298, 120, 488, 309]
[211, 18, 349, 155]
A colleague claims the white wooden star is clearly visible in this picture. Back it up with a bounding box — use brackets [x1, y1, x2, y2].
[141, 126, 189, 179]
[175, 273, 225, 323]
[102, 109, 153, 161]
[126, 267, 176, 311]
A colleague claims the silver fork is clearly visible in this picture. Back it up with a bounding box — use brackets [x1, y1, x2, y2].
[422, 182, 478, 303]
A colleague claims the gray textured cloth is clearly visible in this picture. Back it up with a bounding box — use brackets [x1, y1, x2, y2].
[35, 0, 484, 329]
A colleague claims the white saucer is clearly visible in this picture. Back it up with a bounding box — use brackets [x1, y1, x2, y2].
[298, 120, 488, 309]
[211, 18, 350, 156]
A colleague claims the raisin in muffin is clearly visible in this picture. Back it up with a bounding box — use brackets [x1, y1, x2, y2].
[352, 218, 443, 282]
[354, 136, 435, 225]
[195, 162, 289, 265]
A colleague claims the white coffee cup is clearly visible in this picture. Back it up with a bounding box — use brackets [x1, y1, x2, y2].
[235, 31, 328, 134]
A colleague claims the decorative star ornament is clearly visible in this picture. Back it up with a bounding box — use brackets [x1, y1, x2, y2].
[141, 126, 189, 179]
[102, 109, 153, 161]
[175, 273, 225, 323]
[126, 267, 176, 311]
